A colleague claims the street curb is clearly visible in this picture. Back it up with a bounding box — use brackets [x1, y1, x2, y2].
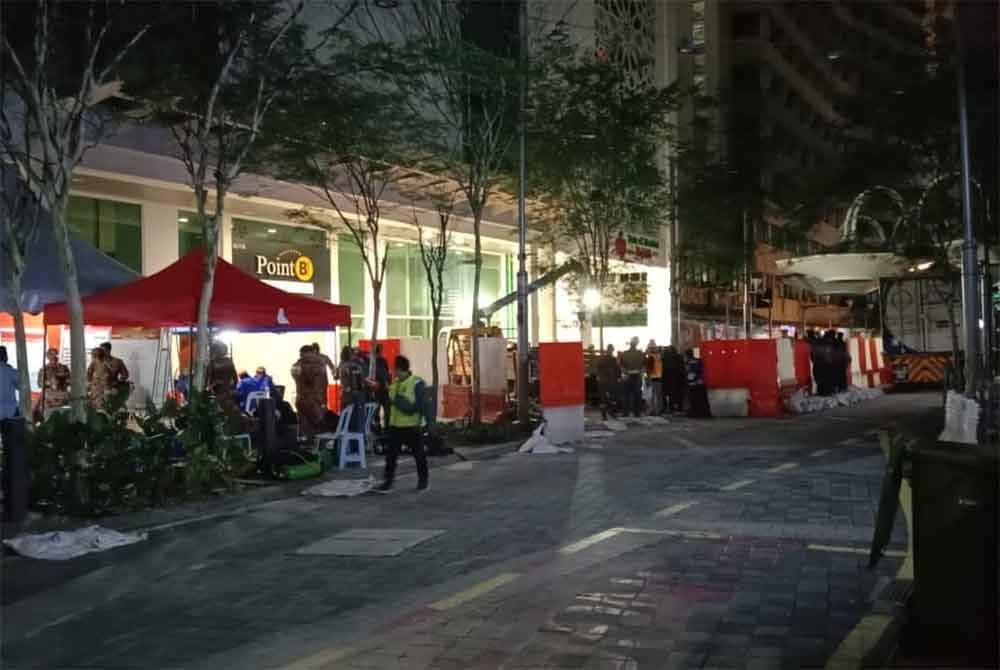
[452, 439, 522, 462]
[828, 421, 926, 670]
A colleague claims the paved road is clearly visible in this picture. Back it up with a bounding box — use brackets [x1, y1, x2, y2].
[1, 392, 936, 669]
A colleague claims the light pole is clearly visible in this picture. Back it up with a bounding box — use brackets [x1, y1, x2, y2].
[742, 206, 751, 338]
[515, 0, 530, 425]
[954, 14, 981, 397]
[669, 156, 681, 347]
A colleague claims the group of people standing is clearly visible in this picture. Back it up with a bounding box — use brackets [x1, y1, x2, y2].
[591, 337, 711, 420]
[806, 329, 851, 396]
[0, 341, 131, 422]
[38, 342, 129, 417]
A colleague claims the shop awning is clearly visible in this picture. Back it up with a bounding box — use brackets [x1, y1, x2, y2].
[43, 248, 352, 331]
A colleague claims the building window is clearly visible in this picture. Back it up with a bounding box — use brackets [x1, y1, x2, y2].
[598, 272, 648, 327]
[67, 195, 142, 272]
[385, 240, 514, 339]
[338, 234, 366, 346]
[178, 211, 204, 256]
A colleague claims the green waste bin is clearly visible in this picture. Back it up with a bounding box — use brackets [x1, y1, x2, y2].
[902, 443, 998, 666]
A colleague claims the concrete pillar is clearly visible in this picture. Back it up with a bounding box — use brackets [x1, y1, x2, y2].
[141, 201, 179, 275]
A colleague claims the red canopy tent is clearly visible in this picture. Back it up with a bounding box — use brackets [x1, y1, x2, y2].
[44, 248, 352, 331]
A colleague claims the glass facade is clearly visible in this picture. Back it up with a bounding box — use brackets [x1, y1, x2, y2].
[338, 235, 366, 346]
[67, 196, 142, 272]
[384, 241, 515, 339]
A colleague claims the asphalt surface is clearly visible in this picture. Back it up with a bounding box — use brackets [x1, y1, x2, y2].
[1, 391, 937, 669]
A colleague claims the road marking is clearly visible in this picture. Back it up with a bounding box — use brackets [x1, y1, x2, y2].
[445, 461, 474, 471]
[618, 527, 724, 540]
[810, 449, 830, 457]
[667, 434, 708, 454]
[655, 501, 699, 518]
[428, 572, 520, 611]
[559, 528, 623, 555]
[808, 544, 906, 558]
[720, 478, 755, 491]
[766, 462, 798, 473]
[282, 646, 353, 670]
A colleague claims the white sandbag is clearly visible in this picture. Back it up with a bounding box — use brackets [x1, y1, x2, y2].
[302, 475, 375, 497]
[519, 423, 548, 453]
[939, 390, 980, 444]
[3, 525, 147, 560]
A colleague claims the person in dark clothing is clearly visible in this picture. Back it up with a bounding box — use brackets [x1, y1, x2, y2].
[685, 349, 712, 418]
[835, 332, 849, 392]
[662, 345, 685, 414]
[815, 331, 837, 396]
[621, 336, 645, 417]
[373, 343, 392, 427]
[377, 356, 428, 492]
[595, 344, 621, 420]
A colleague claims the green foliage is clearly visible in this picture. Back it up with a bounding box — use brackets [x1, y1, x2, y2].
[29, 390, 254, 517]
[528, 45, 676, 296]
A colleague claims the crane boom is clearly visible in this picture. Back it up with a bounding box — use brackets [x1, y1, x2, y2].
[477, 260, 580, 321]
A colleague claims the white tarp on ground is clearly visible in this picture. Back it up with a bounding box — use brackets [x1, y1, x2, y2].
[3, 525, 147, 560]
[939, 390, 980, 445]
[785, 386, 884, 414]
[301, 475, 375, 497]
[518, 423, 573, 454]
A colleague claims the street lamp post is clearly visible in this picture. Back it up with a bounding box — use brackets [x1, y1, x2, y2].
[516, 0, 530, 425]
[954, 15, 981, 397]
[742, 206, 751, 338]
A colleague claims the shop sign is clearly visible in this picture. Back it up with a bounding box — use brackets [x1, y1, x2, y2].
[232, 233, 330, 299]
[610, 230, 664, 266]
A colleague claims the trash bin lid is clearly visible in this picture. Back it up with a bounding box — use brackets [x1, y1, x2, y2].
[870, 438, 907, 569]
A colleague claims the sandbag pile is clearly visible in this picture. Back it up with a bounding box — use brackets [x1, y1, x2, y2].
[786, 386, 885, 414]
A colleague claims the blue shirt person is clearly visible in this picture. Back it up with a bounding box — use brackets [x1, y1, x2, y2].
[0, 346, 21, 420]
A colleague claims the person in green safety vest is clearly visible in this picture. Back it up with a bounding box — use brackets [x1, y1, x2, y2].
[376, 355, 429, 492]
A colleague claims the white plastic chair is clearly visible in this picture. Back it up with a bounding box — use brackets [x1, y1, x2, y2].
[244, 390, 269, 414]
[316, 402, 377, 469]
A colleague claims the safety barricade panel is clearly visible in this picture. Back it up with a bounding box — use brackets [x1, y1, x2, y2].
[538, 342, 584, 408]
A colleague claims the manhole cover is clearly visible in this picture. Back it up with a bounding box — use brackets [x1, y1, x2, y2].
[294, 528, 445, 557]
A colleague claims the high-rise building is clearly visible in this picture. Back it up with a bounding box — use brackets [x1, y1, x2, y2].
[677, 0, 951, 337]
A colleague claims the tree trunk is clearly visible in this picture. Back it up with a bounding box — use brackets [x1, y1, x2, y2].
[470, 215, 483, 425]
[369, 286, 381, 379]
[430, 312, 441, 391]
[49, 198, 87, 420]
[192, 191, 222, 391]
[10, 293, 33, 420]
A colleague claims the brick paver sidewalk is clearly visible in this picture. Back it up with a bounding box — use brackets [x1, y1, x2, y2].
[321, 532, 900, 670]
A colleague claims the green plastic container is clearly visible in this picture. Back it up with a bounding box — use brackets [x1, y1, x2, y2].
[284, 460, 322, 480]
